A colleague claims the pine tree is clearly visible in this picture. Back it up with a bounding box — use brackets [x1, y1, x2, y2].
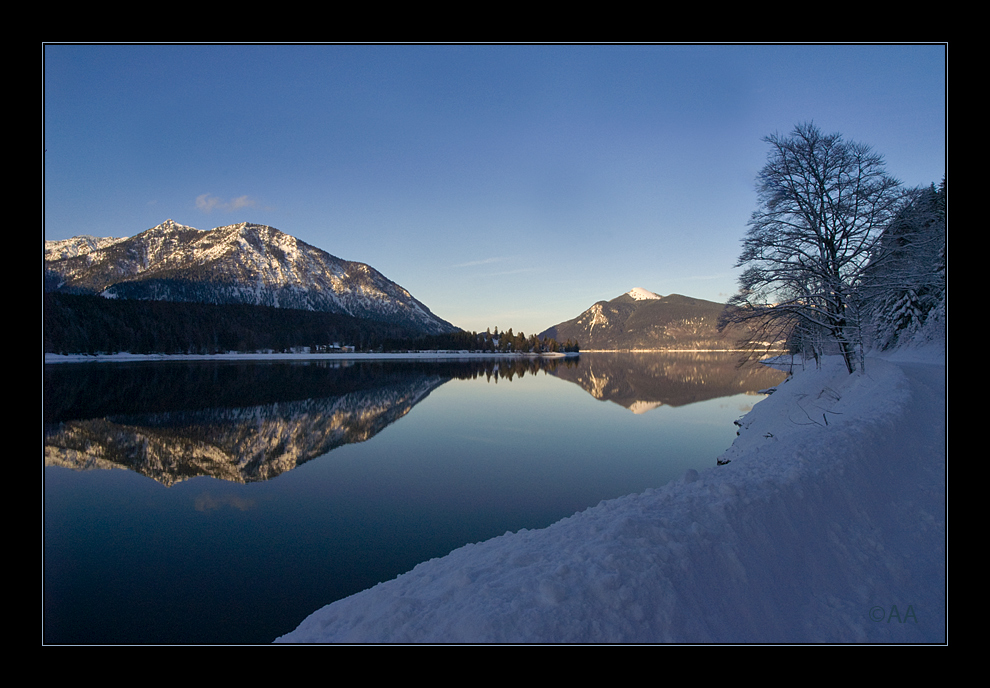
[864, 177, 947, 350]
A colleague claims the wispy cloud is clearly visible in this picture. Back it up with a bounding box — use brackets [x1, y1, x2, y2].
[196, 193, 259, 214]
[452, 257, 505, 268]
[450, 257, 540, 278]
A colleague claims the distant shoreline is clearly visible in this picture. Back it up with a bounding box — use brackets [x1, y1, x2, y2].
[43, 349, 787, 364]
[577, 349, 787, 353]
[43, 351, 581, 364]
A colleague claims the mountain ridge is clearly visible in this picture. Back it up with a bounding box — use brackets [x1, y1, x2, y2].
[44, 219, 456, 335]
[539, 288, 759, 351]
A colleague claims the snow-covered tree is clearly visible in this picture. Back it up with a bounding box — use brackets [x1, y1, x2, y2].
[863, 179, 946, 350]
[723, 123, 905, 374]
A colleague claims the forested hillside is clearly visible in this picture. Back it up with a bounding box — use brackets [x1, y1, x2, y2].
[43, 293, 425, 355]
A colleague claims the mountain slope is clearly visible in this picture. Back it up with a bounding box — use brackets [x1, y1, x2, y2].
[539, 288, 757, 351]
[44, 219, 456, 335]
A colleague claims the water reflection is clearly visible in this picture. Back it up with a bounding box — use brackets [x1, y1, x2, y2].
[550, 351, 786, 412]
[44, 355, 784, 486]
[43, 353, 787, 644]
[43, 358, 581, 486]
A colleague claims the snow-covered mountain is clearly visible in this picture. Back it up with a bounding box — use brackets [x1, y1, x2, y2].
[539, 288, 755, 351]
[44, 219, 456, 335]
[44, 234, 128, 260]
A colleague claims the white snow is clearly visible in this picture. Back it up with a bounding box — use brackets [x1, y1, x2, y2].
[44, 234, 128, 260]
[628, 287, 662, 301]
[274, 345, 946, 644]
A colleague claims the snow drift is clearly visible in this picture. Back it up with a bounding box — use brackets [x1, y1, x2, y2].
[275, 348, 946, 644]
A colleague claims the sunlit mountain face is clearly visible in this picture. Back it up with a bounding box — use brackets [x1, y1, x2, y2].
[44, 219, 457, 335]
[539, 289, 772, 352]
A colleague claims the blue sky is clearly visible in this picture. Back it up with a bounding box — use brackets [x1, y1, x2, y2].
[44, 44, 946, 336]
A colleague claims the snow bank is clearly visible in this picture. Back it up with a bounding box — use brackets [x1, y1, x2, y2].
[275, 350, 945, 644]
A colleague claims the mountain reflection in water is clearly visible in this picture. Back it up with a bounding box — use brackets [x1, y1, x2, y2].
[44, 353, 789, 644]
[551, 351, 788, 412]
[43, 358, 577, 486]
[44, 355, 785, 487]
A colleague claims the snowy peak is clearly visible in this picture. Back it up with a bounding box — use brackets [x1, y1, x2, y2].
[44, 234, 129, 261]
[627, 287, 662, 301]
[158, 218, 196, 232]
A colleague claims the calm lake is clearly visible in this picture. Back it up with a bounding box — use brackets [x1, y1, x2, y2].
[43, 352, 786, 644]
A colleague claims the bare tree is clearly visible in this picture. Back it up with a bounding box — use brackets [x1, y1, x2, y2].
[724, 123, 904, 374]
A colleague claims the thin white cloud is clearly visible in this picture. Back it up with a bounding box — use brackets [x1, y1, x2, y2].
[450, 256, 539, 278]
[196, 193, 259, 213]
[453, 257, 504, 268]
[196, 194, 221, 212]
[228, 195, 257, 211]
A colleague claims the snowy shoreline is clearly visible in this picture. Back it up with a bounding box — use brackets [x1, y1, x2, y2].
[42, 349, 774, 365]
[274, 346, 946, 644]
[43, 351, 578, 364]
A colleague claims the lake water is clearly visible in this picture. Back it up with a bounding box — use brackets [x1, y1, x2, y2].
[43, 352, 786, 644]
